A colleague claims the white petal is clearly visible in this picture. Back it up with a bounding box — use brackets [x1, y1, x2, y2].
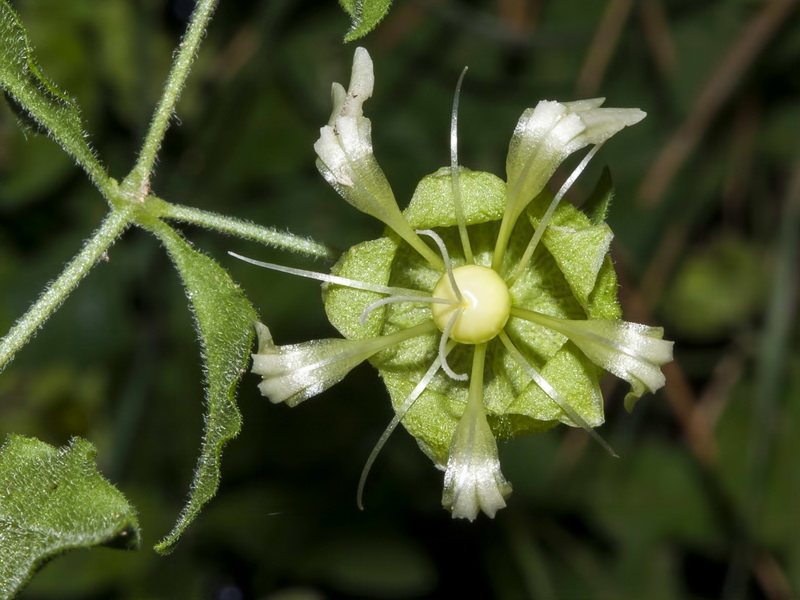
[313, 48, 444, 269]
[509, 310, 673, 411]
[252, 323, 374, 406]
[505, 99, 646, 226]
[251, 322, 433, 407]
[325, 47, 373, 125]
[314, 47, 391, 210]
[442, 394, 512, 520]
[314, 127, 353, 187]
[563, 320, 672, 397]
[342, 46, 374, 116]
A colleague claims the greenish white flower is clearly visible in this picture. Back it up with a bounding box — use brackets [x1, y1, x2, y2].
[242, 48, 672, 520]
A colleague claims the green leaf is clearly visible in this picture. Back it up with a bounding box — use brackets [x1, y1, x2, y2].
[0, 435, 139, 599]
[148, 222, 258, 554]
[0, 0, 110, 189]
[338, 0, 393, 41]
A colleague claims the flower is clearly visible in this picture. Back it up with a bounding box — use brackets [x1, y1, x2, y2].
[242, 48, 672, 519]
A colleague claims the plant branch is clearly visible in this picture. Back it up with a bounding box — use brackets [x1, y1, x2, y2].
[154, 201, 337, 260]
[0, 208, 133, 372]
[128, 0, 221, 189]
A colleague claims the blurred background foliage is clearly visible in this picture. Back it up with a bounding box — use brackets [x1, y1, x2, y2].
[1, 0, 798, 598]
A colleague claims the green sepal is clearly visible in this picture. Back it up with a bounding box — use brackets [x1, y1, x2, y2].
[403, 167, 506, 229]
[0, 435, 139, 599]
[324, 236, 399, 340]
[501, 343, 604, 428]
[582, 166, 614, 225]
[148, 222, 258, 554]
[338, 0, 393, 42]
[539, 216, 614, 311]
[0, 0, 110, 189]
[380, 341, 455, 467]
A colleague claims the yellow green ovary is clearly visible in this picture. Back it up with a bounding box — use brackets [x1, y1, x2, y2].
[431, 265, 511, 344]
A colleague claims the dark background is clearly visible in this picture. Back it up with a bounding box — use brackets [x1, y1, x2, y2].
[1, 0, 798, 598]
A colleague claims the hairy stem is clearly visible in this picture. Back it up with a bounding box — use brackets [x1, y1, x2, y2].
[128, 0, 221, 189]
[155, 201, 337, 259]
[0, 208, 134, 372]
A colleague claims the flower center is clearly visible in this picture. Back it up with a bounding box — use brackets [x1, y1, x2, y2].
[431, 265, 511, 344]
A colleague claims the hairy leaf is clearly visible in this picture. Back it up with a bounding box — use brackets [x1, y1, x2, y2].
[0, 436, 139, 599]
[150, 222, 258, 554]
[0, 0, 110, 190]
[338, 0, 392, 42]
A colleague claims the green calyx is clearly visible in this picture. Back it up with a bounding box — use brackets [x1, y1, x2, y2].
[323, 166, 621, 467]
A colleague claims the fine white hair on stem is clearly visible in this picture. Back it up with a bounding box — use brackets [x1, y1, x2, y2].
[506, 142, 604, 286]
[228, 251, 423, 296]
[359, 295, 457, 326]
[450, 66, 473, 264]
[498, 330, 618, 457]
[440, 308, 468, 381]
[356, 348, 448, 510]
[416, 229, 462, 302]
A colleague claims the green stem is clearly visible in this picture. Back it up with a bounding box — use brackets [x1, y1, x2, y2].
[153, 200, 337, 259]
[127, 0, 220, 189]
[0, 208, 134, 372]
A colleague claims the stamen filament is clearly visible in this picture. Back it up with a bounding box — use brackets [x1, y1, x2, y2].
[229, 251, 424, 296]
[498, 330, 618, 457]
[356, 345, 451, 510]
[359, 295, 457, 326]
[506, 143, 604, 286]
[440, 308, 468, 381]
[450, 67, 474, 264]
[417, 229, 462, 302]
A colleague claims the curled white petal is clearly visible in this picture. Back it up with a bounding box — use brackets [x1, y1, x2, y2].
[442, 397, 512, 520]
[511, 308, 673, 411]
[313, 48, 444, 269]
[565, 320, 673, 411]
[313, 47, 395, 215]
[442, 347, 511, 520]
[252, 321, 433, 407]
[328, 46, 374, 123]
[504, 99, 646, 228]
